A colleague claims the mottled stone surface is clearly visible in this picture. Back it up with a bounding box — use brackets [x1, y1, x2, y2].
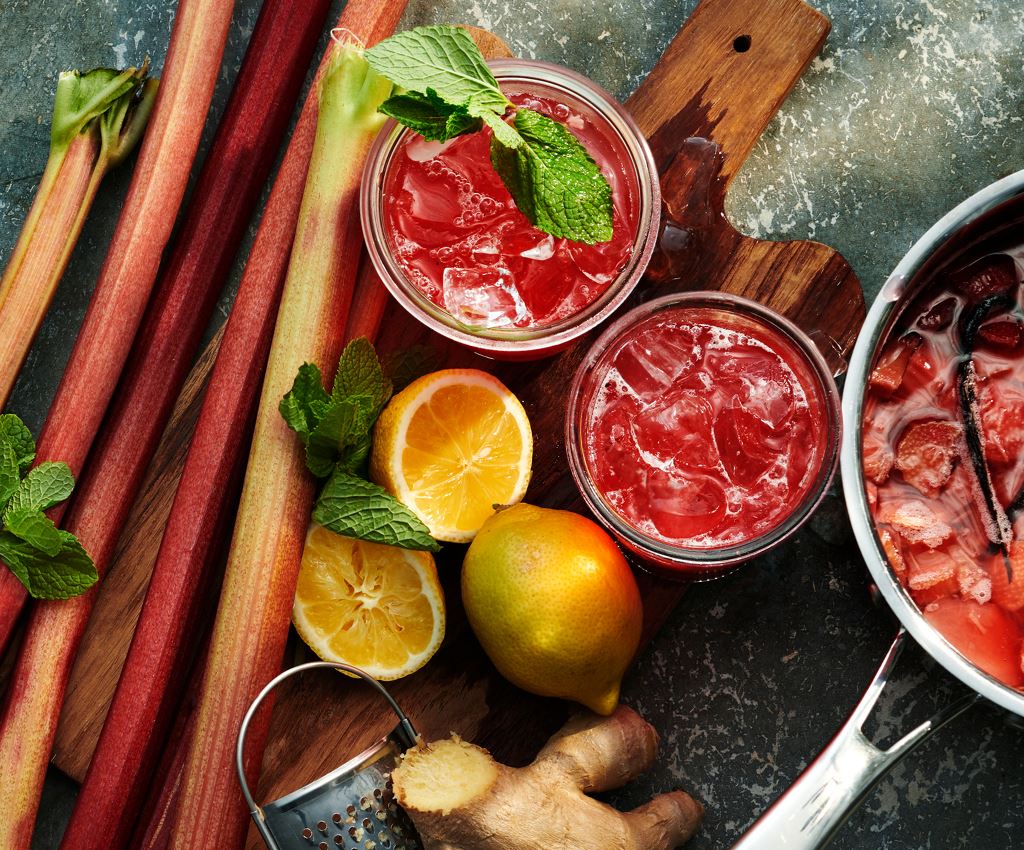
[1, 1, 1022, 848]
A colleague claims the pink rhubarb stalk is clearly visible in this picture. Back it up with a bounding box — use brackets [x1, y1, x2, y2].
[0, 65, 156, 407]
[166, 21, 405, 850]
[0, 0, 234, 655]
[345, 260, 392, 342]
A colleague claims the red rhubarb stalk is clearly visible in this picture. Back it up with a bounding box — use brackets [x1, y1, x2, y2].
[0, 65, 156, 406]
[0, 0, 335, 843]
[345, 260, 392, 342]
[129, 643, 208, 850]
[166, 19, 405, 849]
[57, 2, 334, 844]
[0, 0, 234, 654]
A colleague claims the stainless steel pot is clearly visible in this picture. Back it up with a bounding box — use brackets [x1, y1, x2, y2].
[733, 169, 1024, 849]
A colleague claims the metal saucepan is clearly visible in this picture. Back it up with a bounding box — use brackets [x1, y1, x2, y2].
[733, 169, 1024, 849]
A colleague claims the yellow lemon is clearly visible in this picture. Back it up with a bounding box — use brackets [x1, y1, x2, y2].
[293, 525, 445, 680]
[461, 503, 643, 714]
[370, 369, 532, 543]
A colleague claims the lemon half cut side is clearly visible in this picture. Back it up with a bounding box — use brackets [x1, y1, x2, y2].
[293, 524, 445, 681]
[370, 369, 533, 543]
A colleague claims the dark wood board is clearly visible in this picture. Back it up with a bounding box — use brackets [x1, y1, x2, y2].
[50, 3, 866, 836]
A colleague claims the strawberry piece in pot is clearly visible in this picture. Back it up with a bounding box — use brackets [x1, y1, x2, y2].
[978, 318, 1024, 352]
[878, 500, 953, 549]
[878, 527, 906, 576]
[978, 381, 1024, 467]
[990, 542, 1024, 612]
[862, 429, 894, 485]
[916, 296, 958, 332]
[869, 334, 922, 395]
[947, 253, 1018, 303]
[906, 548, 955, 590]
[894, 419, 961, 497]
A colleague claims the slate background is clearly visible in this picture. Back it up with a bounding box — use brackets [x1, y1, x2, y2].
[1, 0, 1022, 848]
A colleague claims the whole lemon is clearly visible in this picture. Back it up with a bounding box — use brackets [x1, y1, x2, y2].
[461, 503, 643, 715]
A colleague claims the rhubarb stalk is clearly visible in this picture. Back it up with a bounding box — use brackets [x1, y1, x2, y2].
[0, 0, 235, 655]
[345, 260, 392, 342]
[0, 66, 156, 407]
[166, 37, 396, 849]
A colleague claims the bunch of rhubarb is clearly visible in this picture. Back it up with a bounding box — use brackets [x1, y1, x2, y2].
[0, 0, 235, 656]
[0, 0, 334, 844]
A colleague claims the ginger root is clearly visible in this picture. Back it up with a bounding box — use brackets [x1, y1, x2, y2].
[392, 705, 703, 850]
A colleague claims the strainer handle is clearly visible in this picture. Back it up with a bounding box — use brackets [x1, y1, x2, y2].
[235, 660, 418, 816]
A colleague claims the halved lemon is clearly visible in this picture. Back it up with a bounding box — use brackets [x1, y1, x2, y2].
[293, 524, 445, 680]
[369, 369, 533, 542]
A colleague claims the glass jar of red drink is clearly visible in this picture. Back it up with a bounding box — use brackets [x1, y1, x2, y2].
[566, 292, 842, 578]
[360, 59, 660, 359]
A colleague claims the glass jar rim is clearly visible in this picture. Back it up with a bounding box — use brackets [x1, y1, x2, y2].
[359, 58, 661, 354]
[565, 290, 843, 568]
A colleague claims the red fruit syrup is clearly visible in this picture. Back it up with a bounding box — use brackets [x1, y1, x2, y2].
[581, 304, 831, 552]
[381, 91, 639, 330]
[863, 251, 1024, 688]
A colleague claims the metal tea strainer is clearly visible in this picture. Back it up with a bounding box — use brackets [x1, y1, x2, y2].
[236, 661, 424, 850]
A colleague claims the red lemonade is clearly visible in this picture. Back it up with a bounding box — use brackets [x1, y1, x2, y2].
[381, 91, 639, 330]
[571, 296, 837, 568]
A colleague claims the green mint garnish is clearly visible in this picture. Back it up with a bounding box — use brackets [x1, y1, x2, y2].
[378, 90, 481, 143]
[366, 25, 508, 117]
[313, 470, 439, 552]
[382, 345, 444, 394]
[0, 415, 36, 471]
[0, 414, 98, 600]
[366, 24, 614, 245]
[280, 339, 440, 552]
[490, 107, 614, 244]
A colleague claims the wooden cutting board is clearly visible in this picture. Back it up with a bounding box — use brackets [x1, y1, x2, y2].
[53, 0, 865, 828]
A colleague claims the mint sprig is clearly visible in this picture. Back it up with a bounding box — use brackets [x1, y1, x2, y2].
[280, 339, 440, 552]
[0, 414, 97, 599]
[366, 25, 614, 245]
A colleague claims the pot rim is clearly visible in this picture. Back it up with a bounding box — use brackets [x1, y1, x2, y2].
[841, 168, 1024, 717]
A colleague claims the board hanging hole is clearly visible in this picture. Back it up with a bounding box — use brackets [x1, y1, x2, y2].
[733, 34, 751, 53]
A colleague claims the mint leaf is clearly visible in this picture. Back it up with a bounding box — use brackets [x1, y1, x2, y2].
[0, 414, 36, 471]
[280, 363, 331, 443]
[490, 107, 613, 244]
[0, 444, 20, 509]
[366, 25, 509, 117]
[306, 401, 360, 479]
[4, 507, 63, 557]
[379, 90, 481, 142]
[0, 529, 97, 600]
[384, 345, 444, 394]
[0, 417, 95, 600]
[313, 470, 440, 552]
[480, 110, 522, 150]
[7, 462, 75, 514]
[332, 337, 392, 422]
